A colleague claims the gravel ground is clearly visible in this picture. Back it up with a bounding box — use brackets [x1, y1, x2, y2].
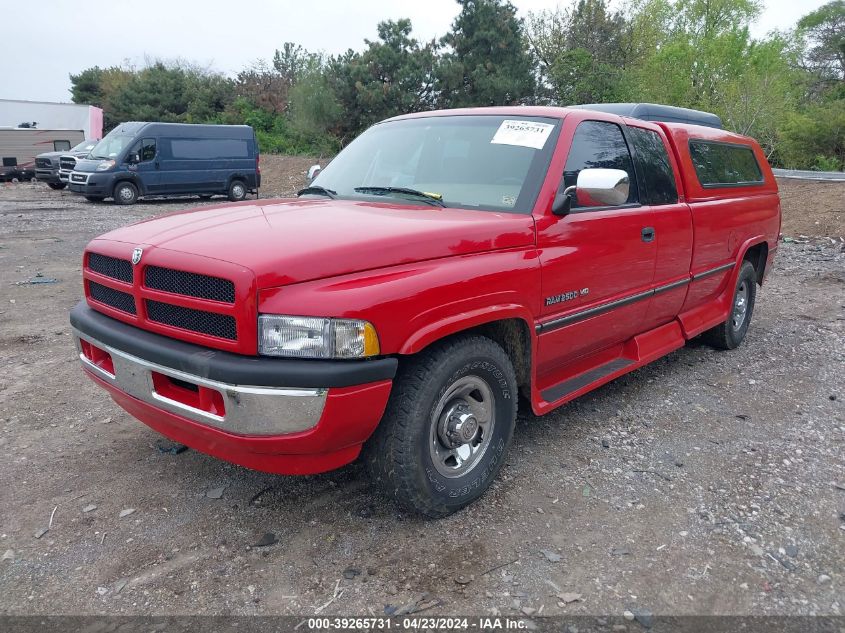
[0, 172, 843, 619]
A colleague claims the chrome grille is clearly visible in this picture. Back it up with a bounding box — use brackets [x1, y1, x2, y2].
[60, 156, 76, 170]
[35, 157, 54, 168]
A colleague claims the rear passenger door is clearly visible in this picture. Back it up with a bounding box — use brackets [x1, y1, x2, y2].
[535, 118, 657, 375]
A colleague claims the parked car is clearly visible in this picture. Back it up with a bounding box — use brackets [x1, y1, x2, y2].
[69, 105, 780, 517]
[35, 139, 98, 189]
[0, 127, 84, 182]
[67, 122, 260, 204]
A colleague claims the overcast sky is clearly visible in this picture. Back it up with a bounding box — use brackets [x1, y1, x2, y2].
[2, 0, 827, 103]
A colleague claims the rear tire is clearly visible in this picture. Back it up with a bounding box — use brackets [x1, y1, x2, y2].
[364, 336, 518, 518]
[48, 182, 66, 190]
[703, 260, 757, 350]
[113, 181, 138, 205]
[227, 180, 247, 202]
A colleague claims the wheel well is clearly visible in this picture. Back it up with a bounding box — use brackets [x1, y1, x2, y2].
[743, 242, 769, 285]
[113, 178, 139, 196]
[418, 319, 532, 395]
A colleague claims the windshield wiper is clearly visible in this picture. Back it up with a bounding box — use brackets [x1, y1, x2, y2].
[353, 186, 445, 207]
[297, 185, 337, 199]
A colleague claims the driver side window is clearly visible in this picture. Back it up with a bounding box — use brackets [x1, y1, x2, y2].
[127, 138, 156, 163]
[140, 138, 156, 162]
[563, 121, 639, 208]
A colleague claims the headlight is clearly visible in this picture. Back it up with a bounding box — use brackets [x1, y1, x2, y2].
[96, 160, 116, 171]
[258, 315, 380, 359]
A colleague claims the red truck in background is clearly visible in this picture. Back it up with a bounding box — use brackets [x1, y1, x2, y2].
[69, 105, 780, 518]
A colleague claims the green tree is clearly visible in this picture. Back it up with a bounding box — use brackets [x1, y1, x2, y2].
[779, 101, 845, 169]
[626, 0, 762, 110]
[719, 36, 799, 158]
[107, 62, 234, 125]
[236, 43, 321, 115]
[325, 19, 438, 139]
[437, 0, 535, 107]
[69, 65, 133, 130]
[288, 70, 343, 150]
[796, 0, 845, 99]
[69, 67, 104, 105]
[527, 0, 632, 104]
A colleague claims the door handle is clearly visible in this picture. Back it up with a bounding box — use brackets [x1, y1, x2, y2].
[641, 227, 655, 243]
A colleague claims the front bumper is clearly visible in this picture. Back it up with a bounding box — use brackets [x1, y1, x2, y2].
[74, 328, 329, 435]
[70, 302, 397, 474]
[68, 171, 110, 196]
[35, 168, 61, 184]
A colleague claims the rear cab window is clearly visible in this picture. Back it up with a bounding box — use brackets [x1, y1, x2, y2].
[689, 140, 763, 188]
[627, 126, 678, 205]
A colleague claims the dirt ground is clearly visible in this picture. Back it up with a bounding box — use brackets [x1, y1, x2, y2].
[0, 158, 843, 620]
[776, 177, 845, 238]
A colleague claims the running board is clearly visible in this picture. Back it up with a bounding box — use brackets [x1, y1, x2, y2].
[540, 358, 634, 404]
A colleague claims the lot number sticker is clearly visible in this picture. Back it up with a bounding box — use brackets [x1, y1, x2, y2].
[491, 120, 555, 150]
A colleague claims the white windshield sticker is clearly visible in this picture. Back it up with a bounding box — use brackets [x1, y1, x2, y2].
[491, 120, 554, 150]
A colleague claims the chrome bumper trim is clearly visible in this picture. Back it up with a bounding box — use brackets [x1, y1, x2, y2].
[72, 328, 327, 436]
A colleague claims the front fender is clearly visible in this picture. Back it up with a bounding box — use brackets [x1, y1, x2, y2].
[399, 304, 535, 354]
[257, 248, 542, 356]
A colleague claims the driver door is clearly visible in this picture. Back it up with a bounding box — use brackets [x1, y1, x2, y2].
[535, 117, 657, 378]
[126, 137, 160, 193]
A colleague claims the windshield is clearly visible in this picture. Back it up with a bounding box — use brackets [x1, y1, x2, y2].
[72, 140, 98, 154]
[89, 133, 134, 160]
[311, 115, 560, 213]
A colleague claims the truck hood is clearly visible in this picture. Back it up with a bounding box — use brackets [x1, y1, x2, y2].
[93, 198, 537, 288]
[36, 151, 63, 160]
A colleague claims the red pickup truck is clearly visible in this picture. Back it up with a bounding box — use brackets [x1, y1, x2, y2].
[70, 105, 780, 518]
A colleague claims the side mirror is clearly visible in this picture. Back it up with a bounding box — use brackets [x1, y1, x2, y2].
[306, 164, 321, 183]
[552, 168, 630, 215]
[551, 190, 574, 216]
[128, 152, 140, 164]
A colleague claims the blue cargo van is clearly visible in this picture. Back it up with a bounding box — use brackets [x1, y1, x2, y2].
[68, 122, 260, 205]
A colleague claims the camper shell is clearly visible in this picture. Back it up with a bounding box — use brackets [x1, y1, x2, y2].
[571, 103, 723, 129]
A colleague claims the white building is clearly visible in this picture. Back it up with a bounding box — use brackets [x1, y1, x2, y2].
[0, 99, 103, 140]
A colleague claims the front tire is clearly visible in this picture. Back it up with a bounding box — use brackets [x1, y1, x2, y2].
[365, 336, 518, 518]
[113, 181, 138, 205]
[228, 180, 247, 202]
[703, 260, 757, 350]
[48, 182, 66, 190]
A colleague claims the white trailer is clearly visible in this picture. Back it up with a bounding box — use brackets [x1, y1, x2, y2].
[0, 128, 85, 181]
[0, 99, 103, 140]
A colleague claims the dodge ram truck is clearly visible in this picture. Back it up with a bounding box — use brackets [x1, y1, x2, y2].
[70, 105, 780, 518]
